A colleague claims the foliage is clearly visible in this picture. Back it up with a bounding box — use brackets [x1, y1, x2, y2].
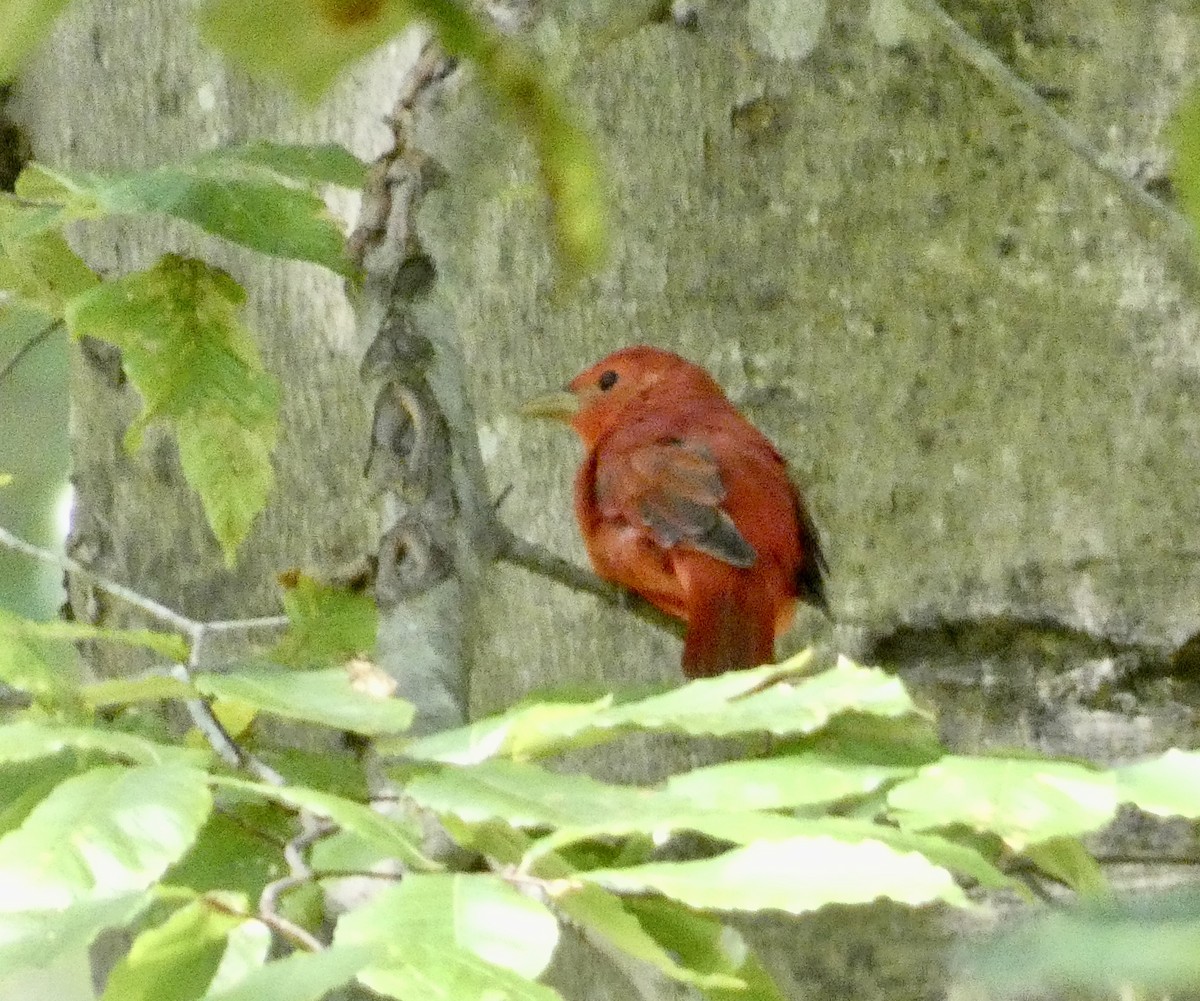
[2, 621, 1200, 999]
[0, 143, 363, 559]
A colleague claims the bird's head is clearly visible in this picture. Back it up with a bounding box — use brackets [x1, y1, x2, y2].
[520, 346, 724, 447]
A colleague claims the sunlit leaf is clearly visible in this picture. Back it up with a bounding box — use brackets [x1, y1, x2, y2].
[583, 836, 969, 913]
[211, 775, 437, 872]
[1115, 749, 1200, 818]
[196, 666, 410, 736]
[0, 719, 207, 767]
[0, 616, 190, 662]
[667, 754, 913, 811]
[887, 756, 1118, 851]
[271, 573, 378, 669]
[82, 673, 198, 709]
[0, 892, 151, 974]
[0, 230, 97, 316]
[207, 917, 272, 995]
[401, 653, 906, 763]
[65, 255, 279, 562]
[0, 764, 212, 910]
[336, 874, 559, 981]
[1022, 836, 1109, 898]
[99, 896, 247, 1001]
[405, 759, 800, 860]
[201, 141, 366, 188]
[0, 606, 83, 708]
[201, 945, 379, 1001]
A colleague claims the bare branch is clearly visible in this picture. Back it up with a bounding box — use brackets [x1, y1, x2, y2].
[497, 527, 683, 639]
[0, 319, 61, 386]
[908, 0, 1197, 268]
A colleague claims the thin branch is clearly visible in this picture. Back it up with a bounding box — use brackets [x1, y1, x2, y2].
[205, 894, 325, 954]
[497, 527, 683, 638]
[0, 319, 60, 386]
[0, 523, 197, 635]
[258, 817, 337, 953]
[908, 0, 1196, 258]
[0, 523, 292, 783]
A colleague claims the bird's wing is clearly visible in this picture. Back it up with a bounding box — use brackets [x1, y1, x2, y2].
[595, 437, 757, 568]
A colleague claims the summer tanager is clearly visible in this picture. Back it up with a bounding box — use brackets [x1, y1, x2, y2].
[521, 345, 828, 677]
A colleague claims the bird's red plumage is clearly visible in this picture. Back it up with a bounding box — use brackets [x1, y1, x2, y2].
[545, 346, 827, 677]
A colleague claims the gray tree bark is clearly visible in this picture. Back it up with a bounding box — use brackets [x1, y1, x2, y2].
[12, 0, 1200, 998]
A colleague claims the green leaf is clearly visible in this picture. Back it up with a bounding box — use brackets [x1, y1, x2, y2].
[166, 806, 287, 899]
[0, 0, 75, 81]
[0, 606, 83, 706]
[0, 616, 190, 662]
[65, 255, 279, 562]
[195, 666, 412, 736]
[625, 898, 788, 1001]
[0, 764, 212, 910]
[1169, 86, 1200, 237]
[198, 0, 417, 103]
[28, 151, 353, 273]
[583, 836, 969, 913]
[202, 945, 380, 1001]
[0, 230, 98, 315]
[211, 776, 437, 872]
[887, 756, 1118, 851]
[961, 889, 1200, 996]
[201, 142, 366, 188]
[556, 885, 744, 990]
[0, 892, 151, 974]
[200, 0, 604, 275]
[83, 673, 199, 709]
[667, 754, 913, 812]
[1021, 837, 1109, 897]
[271, 573, 379, 668]
[354, 942, 564, 1001]
[0, 719, 208, 767]
[207, 917, 272, 994]
[1115, 748, 1200, 818]
[402, 652, 900, 763]
[99, 897, 247, 1001]
[335, 874, 559, 981]
[334, 878, 565, 1000]
[405, 759, 799, 860]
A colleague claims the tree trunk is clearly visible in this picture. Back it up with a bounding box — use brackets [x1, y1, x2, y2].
[12, 0, 1200, 998]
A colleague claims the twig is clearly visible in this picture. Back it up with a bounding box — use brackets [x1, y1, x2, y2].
[498, 527, 683, 638]
[205, 894, 325, 954]
[0, 319, 60, 386]
[0, 523, 291, 783]
[0, 522, 196, 635]
[908, 0, 1196, 258]
[258, 817, 337, 953]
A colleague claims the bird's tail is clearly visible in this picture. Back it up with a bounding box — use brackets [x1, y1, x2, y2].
[678, 560, 776, 678]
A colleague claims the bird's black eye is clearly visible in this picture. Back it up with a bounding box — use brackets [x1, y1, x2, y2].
[598, 370, 619, 391]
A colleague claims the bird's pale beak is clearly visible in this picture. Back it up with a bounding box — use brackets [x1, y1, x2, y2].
[518, 389, 580, 422]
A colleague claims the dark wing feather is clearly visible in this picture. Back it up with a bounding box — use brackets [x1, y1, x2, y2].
[596, 438, 757, 569]
[791, 479, 829, 613]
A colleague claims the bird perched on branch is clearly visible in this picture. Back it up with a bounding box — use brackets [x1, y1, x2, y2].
[520, 345, 828, 678]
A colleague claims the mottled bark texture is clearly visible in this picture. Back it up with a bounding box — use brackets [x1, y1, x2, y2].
[13, 0, 1200, 997]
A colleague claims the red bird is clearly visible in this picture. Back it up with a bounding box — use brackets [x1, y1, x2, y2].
[521, 346, 828, 677]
